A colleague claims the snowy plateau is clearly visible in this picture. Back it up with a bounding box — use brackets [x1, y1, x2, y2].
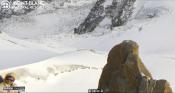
[0, 0, 175, 92]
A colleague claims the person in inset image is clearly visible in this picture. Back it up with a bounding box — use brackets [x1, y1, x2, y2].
[0, 73, 18, 93]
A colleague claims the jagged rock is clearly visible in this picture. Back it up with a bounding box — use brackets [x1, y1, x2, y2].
[98, 40, 143, 93]
[74, 0, 136, 34]
[98, 40, 172, 93]
[139, 77, 172, 93]
[74, 0, 106, 34]
[111, 0, 136, 27]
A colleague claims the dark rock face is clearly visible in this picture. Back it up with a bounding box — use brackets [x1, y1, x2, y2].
[98, 40, 143, 93]
[74, 0, 136, 34]
[139, 77, 172, 93]
[111, 0, 136, 27]
[98, 40, 172, 93]
[74, 0, 106, 34]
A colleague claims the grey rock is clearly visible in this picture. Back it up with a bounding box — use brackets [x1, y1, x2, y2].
[74, 0, 106, 34]
[74, 0, 136, 34]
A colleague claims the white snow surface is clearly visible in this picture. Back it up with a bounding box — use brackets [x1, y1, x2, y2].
[0, 0, 175, 92]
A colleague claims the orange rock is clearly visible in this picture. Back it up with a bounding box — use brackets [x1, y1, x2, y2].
[98, 40, 172, 93]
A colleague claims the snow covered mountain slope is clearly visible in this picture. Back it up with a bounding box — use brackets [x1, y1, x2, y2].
[0, 0, 175, 92]
[0, 50, 106, 92]
[0, 0, 96, 39]
[0, 32, 59, 70]
[0, 49, 175, 92]
[0, 0, 172, 54]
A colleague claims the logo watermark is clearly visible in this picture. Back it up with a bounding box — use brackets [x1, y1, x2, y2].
[1, 1, 10, 9]
[0, 0, 45, 10]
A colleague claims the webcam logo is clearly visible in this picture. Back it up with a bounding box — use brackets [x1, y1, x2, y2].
[1, 1, 10, 9]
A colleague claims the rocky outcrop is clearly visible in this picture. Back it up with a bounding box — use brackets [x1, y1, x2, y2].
[110, 0, 136, 27]
[74, 0, 136, 34]
[74, 0, 106, 34]
[98, 40, 172, 93]
[139, 77, 172, 93]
